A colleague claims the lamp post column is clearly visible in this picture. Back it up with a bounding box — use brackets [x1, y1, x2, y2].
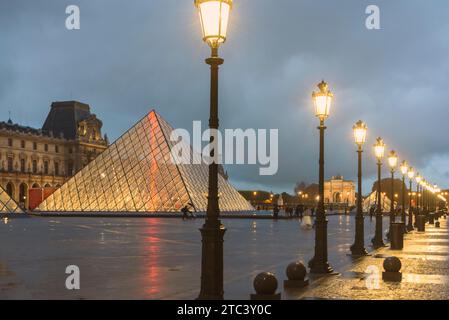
[401, 175, 406, 224]
[390, 171, 395, 224]
[407, 179, 414, 231]
[372, 161, 385, 247]
[351, 145, 367, 255]
[198, 47, 226, 300]
[309, 119, 333, 273]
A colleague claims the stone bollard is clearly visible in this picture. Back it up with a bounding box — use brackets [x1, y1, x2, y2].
[284, 261, 309, 288]
[382, 256, 402, 282]
[416, 215, 426, 232]
[250, 272, 281, 300]
[435, 221, 440, 228]
[390, 222, 404, 250]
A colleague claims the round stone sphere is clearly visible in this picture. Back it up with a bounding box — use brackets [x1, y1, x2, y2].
[383, 256, 402, 273]
[253, 272, 278, 295]
[286, 261, 307, 281]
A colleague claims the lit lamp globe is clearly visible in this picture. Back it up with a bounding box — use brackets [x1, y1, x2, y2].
[374, 137, 386, 161]
[400, 161, 408, 176]
[353, 120, 367, 146]
[408, 167, 415, 180]
[415, 174, 422, 184]
[312, 81, 333, 121]
[195, 0, 233, 49]
[388, 150, 398, 171]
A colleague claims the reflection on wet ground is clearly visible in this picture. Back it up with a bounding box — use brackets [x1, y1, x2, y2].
[0, 215, 390, 299]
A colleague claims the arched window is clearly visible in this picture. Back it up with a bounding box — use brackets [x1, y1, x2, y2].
[6, 182, 14, 198]
[19, 183, 28, 205]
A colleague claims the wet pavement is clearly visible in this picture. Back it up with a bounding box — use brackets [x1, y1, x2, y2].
[0, 214, 390, 299]
[294, 216, 449, 300]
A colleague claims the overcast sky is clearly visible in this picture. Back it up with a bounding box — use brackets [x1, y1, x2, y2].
[1, 0, 449, 194]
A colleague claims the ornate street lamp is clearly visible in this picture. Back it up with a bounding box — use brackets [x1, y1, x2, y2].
[372, 137, 386, 248]
[195, 0, 233, 300]
[407, 167, 415, 231]
[415, 174, 422, 218]
[387, 151, 398, 224]
[399, 161, 408, 232]
[308, 80, 334, 274]
[433, 184, 439, 212]
[350, 120, 368, 256]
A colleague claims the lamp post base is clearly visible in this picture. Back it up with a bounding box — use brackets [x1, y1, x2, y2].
[350, 244, 368, 256]
[308, 258, 334, 274]
[197, 224, 226, 300]
[371, 237, 385, 248]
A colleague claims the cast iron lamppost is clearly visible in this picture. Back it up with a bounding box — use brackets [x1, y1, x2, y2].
[415, 174, 422, 218]
[308, 80, 334, 274]
[387, 151, 398, 224]
[372, 137, 386, 248]
[400, 161, 408, 232]
[195, 0, 232, 300]
[350, 120, 368, 256]
[407, 167, 415, 231]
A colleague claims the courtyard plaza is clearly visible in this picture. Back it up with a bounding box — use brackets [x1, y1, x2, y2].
[0, 214, 389, 299]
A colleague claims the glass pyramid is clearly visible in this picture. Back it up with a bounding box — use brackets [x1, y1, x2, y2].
[37, 110, 253, 213]
[0, 185, 23, 214]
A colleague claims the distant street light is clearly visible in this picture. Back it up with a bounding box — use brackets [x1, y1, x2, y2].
[372, 137, 386, 248]
[350, 120, 368, 256]
[387, 150, 398, 225]
[308, 80, 334, 274]
[407, 167, 415, 231]
[195, 0, 233, 300]
[400, 161, 408, 228]
[416, 174, 422, 215]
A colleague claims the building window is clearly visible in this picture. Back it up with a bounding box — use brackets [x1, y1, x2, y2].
[32, 160, 37, 174]
[33, 142, 37, 150]
[45, 144, 48, 152]
[44, 161, 49, 175]
[20, 159, 26, 173]
[21, 140, 25, 148]
[8, 138, 13, 147]
[54, 162, 59, 176]
[55, 145, 59, 153]
[67, 161, 73, 175]
[7, 157, 13, 172]
[68, 148, 73, 154]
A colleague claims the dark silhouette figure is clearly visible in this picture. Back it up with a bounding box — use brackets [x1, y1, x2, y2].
[181, 206, 190, 220]
[273, 204, 279, 219]
[369, 205, 375, 220]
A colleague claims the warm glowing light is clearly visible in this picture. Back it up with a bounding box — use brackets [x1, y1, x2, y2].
[387, 150, 398, 170]
[415, 174, 422, 184]
[407, 167, 415, 180]
[400, 161, 408, 176]
[374, 137, 385, 160]
[195, 0, 232, 49]
[353, 120, 367, 146]
[312, 81, 333, 120]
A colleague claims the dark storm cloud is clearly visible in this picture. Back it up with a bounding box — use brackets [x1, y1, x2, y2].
[1, 0, 449, 193]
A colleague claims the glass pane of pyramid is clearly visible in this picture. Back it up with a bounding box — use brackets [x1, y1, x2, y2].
[0, 185, 24, 214]
[157, 113, 254, 212]
[37, 110, 253, 213]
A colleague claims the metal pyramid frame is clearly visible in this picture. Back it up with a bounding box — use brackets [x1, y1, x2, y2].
[37, 110, 253, 213]
[0, 185, 24, 214]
